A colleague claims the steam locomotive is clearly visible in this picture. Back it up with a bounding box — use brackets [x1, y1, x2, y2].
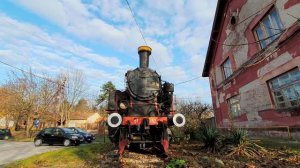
[107, 46, 185, 155]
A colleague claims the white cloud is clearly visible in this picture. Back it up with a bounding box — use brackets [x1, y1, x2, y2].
[160, 66, 187, 83]
[3, 0, 218, 103]
[17, 0, 70, 26]
[89, 0, 131, 23]
[0, 14, 128, 91]
[0, 14, 122, 68]
[189, 54, 207, 76]
[14, 0, 174, 67]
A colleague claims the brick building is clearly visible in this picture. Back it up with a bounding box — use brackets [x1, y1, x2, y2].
[202, 0, 300, 128]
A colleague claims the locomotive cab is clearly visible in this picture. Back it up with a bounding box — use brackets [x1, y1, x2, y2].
[107, 46, 185, 155]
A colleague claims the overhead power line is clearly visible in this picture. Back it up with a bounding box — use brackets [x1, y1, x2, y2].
[0, 59, 84, 94]
[175, 76, 202, 86]
[0, 60, 59, 85]
[124, 0, 162, 75]
[212, 29, 284, 47]
[125, 0, 147, 46]
[236, 2, 274, 26]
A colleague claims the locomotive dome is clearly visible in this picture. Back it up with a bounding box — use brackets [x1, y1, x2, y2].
[138, 46, 152, 54]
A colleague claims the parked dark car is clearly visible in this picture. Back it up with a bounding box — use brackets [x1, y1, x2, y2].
[34, 127, 83, 147]
[68, 127, 96, 143]
[0, 128, 12, 140]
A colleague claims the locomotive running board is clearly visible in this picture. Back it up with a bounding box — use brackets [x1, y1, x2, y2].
[129, 141, 160, 143]
[121, 116, 168, 125]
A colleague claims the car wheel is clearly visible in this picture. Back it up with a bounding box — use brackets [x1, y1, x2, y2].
[75, 142, 80, 146]
[4, 136, 9, 140]
[87, 140, 92, 143]
[34, 139, 42, 146]
[63, 139, 71, 146]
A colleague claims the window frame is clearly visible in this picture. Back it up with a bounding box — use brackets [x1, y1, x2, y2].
[43, 128, 53, 135]
[222, 58, 233, 79]
[227, 95, 242, 118]
[253, 8, 284, 49]
[268, 68, 300, 109]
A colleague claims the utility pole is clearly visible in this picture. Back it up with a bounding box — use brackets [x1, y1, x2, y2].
[54, 77, 66, 127]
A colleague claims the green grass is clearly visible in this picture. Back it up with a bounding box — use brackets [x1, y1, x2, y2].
[252, 137, 300, 149]
[5, 135, 110, 168]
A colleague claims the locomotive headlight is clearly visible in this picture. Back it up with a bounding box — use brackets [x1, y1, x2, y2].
[173, 113, 186, 127]
[119, 102, 127, 110]
[107, 113, 122, 128]
[151, 82, 160, 88]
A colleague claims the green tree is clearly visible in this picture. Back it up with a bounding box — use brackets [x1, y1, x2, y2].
[74, 98, 89, 112]
[96, 81, 116, 106]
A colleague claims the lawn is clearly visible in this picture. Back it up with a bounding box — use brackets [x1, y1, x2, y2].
[5, 136, 110, 168]
[253, 137, 300, 150]
[4, 135, 300, 168]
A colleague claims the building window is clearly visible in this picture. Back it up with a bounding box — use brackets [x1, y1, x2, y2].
[222, 58, 233, 79]
[269, 68, 300, 109]
[254, 9, 284, 49]
[228, 95, 242, 117]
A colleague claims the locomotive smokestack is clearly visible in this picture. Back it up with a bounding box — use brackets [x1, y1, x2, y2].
[138, 46, 152, 68]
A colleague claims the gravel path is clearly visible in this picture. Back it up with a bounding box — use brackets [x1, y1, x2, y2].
[99, 148, 166, 168]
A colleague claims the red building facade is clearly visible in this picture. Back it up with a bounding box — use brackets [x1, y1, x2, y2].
[203, 0, 300, 128]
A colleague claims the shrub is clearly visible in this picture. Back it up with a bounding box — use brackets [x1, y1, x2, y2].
[223, 128, 268, 158]
[166, 158, 185, 168]
[223, 128, 248, 146]
[199, 125, 221, 152]
[226, 140, 268, 158]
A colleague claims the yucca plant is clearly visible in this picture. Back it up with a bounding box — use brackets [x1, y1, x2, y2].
[224, 128, 268, 158]
[199, 125, 221, 152]
[227, 140, 268, 158]
[225, 128, 248, 145]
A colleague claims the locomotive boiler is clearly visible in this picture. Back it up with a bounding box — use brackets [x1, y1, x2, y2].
[107, 46, 185, 155]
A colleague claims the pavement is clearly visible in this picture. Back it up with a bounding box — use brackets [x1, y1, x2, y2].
[0, 140, 63, 166]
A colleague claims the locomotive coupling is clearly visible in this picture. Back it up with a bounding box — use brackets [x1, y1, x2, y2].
[172, 113, 186, 127]
[107, 113, 122, 128]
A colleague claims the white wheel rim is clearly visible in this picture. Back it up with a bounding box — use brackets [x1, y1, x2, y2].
[173, 113, 186, 127]
[64, 140, 70, 146]
[107, 113, 122, 128]
[35, 139, 41, 146]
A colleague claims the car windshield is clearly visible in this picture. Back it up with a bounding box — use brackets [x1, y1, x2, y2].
[0, 129, 5, 134]
[76, 128, 86, 133]
[62, 128, 76, 134]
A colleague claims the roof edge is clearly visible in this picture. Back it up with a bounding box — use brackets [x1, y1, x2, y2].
[202, 0, 229, 77]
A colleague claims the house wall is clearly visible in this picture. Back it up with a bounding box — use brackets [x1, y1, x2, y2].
[68, 120, 86, 127]
[87, 113, 100, 123]
[0, 117, 14, 128]
[208, 0, 300, 127]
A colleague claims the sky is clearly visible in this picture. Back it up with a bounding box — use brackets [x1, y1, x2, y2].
[0, 0, 217, 104]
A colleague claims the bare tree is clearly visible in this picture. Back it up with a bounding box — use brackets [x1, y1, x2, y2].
[0, 69, 87, 136]
[61, 70, 87, 126]
[4, 70, 40, 137]
[0, 87, 18, 128]
[176, 100, 212, 137]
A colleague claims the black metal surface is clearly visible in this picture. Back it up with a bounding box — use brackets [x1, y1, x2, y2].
[107, 46, 179, 148]
[139, 50, 150, 68]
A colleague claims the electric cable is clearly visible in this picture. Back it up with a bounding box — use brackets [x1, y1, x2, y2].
[124, 0, 162, 75]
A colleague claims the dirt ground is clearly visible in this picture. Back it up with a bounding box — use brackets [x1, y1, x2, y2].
[99, 142, 300, 168]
